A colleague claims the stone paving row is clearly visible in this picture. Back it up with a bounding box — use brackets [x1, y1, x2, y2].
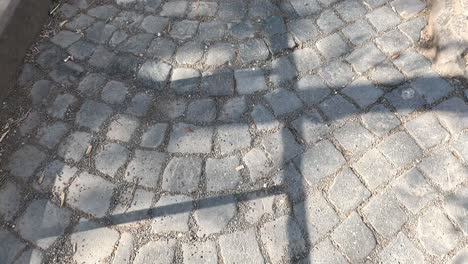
[0, 0, 467, 263]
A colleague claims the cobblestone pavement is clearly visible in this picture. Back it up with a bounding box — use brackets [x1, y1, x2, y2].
[0, 0, 467, 263]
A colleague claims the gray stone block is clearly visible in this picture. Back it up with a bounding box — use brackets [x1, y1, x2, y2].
[205, 156, 242, 191]
[68, 172, 115, 217]
[219, 229, 264, 264]
[194, 195, 237, 235]
[328, 168, 370, 213]
[264, 88, 303, 116]
[362, 192, 408, 237]
[186, 99, 217, 123]
[418, 148, 467, 191]
[76, 100, 112, 132]
[378, 131, 423, 168]
[353, 148, 397, 189]
[17, 199, 71, 249]
[152, 195, 192, 233]
[95, 143, 129, 177]
[331, 212, 376, 262]
[162, 157, 202, 192]
[140, 123, 167, 148]
[294, 140, 345, 184]
[124, 149, 166, 188]
[294, 191, 339, 243]
[167, 123, 213, 153]
[8, 145, 46, 179]
[35, 122, 69, 149]
[392, 168, 437, 213]
[416, 207, 460, 256]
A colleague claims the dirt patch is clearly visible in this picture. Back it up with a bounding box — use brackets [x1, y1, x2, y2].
[420, 0, 468, 79]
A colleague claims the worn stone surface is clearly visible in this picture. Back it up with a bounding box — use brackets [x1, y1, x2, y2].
[362, 193, 408, 238]
[70, 219, 119, 264]
[260, 215, 306, 263]
[194, 195, 237, 236]
[416, 207, 460, 256]
[152, 195, 192, 233]
[331, 212, 376, 262]
[2, 1, 463, 262]
[219, 229, 264, 263]
[124, 150, 167, 188]
[17, 199, 71, 249]
[67, 172, 115, 217]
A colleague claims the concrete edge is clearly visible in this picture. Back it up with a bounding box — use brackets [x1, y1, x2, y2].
[0, 0, 51, 100]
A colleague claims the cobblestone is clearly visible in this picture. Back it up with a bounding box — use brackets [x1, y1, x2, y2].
[152, 195, 192, 233]
[57, 131, 92, 162]
[95, 143, 129, 177]
[416, 206, 460, 256]
[107, 114, 140, 142]
[405, 113, 449, 149]
[8, 145, 46, 179]
[0, 229, 26, 263]
[378, 131, 423, 168]
[33, 160, 77, 196]
[366, 6, 401, 32]
[140, 123, 167, 148]
[162, 157, 201, 193]
[378, 232, 425, 264]
[101, 80, 128, 104]
[362, 192, 408, 237]
[328, 168, 370, 213]
[234, 69, 267, 95]
[418, 148, 467, 191]
[17, 199, 71, 249]
[2, 1, 461, 262]
[124, 150, 167, 188]
[0, 181, 21, 221]
[392, 168, 438, 213]
[194, 195, 237, 236]
[331, 212, 376, 262]
[134, 240, 176, 264]
[48, 93, 76, 119]
[186, 99, 217, 123]
[316, 33, 350, 61]
[264, 88, 302, 116]
[35, 122, 69, 149]
[353, 148, 397, 189]
[206, 156, 242, 191]
[182, 241, 218, 263]
[434, 97, 468, 135]
[342, 19, 376, 45]
[219, 229, 264, 263]
[76, 100, 113, 132]
[295, 191, 339, 243]
[260, 215, 306, 263]
[68, 172, 115, 217]
[70, 220, 119, 263]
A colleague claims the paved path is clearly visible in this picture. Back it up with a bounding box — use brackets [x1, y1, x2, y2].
[0, 0, 467, 263]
